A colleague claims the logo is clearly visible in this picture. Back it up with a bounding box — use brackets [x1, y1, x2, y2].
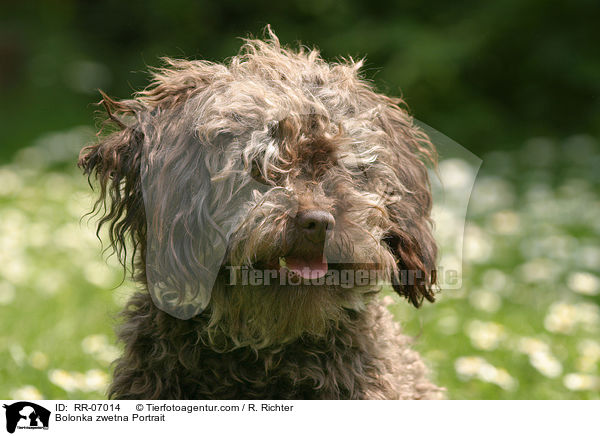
[3, 402, 50, 434]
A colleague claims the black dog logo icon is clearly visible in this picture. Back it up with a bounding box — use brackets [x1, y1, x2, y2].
[3, 402, 50, 433]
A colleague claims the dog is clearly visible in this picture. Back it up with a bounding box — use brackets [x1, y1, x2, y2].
[79, 28, 442, 399]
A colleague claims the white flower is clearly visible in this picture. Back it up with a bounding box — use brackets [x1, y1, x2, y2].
[29, 351, 49, 370]
[544, 302, 599, 334]
[470, 177, 515, 214]
[463, 225, 493, 263]
[81, 334, 109, 354]
[491, 210, 521, 235]
[563, 373, 600, 391]
[567, 272, 600, 296]
[10, 386, 44, 401]
[438, 159, 475, 193]
[83, 369, 109, 392]
[431, 206, 461, 245]
[517, 337, 563, 378]
[455, 356, 517, 391]
[466, 320, 506, 350]
[576, 303, 600, 330]
[469, 290, 502, 313]
[517, 337, 550, 355]
[455, 356, 487, 378]
[48, 369, 80, 392]
[529, 351, 562, 378]
[544, 303, 576, 333]
[0, 257, 28, 285]
[493, 368, 518, 391]
[48, 369, 109, 393]
[83, 261, 117, 288]
[480, 269, 511, 293]
[576, 339, 600, 372]
[519, 258, 560, 283]
[82, 334, 120, 364]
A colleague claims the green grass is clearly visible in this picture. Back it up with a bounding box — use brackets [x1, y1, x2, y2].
[0, 129, 598, 399]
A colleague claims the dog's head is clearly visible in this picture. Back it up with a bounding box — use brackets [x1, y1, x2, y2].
[79, 29, 437, 347]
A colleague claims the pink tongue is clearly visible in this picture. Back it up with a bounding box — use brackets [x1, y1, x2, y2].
[286, 257, 328, 279]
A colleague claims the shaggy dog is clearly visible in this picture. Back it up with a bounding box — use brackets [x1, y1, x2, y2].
[79, 29, 442, 399]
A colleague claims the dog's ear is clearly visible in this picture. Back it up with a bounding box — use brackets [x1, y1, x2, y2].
[80, 61, 241, 319]
[79, 91, 224, 320]
[378, 99, 437, 307]
[78, 92, 146, 276]
[140, 106, 230, 320]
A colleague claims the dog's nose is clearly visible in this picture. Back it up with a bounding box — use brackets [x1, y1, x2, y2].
[296, 210, 335, 243]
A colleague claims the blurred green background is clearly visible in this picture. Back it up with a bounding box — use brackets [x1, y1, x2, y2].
[0, 0, 599, 399]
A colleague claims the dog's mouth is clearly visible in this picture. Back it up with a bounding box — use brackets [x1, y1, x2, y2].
[279, 255, 328, 279]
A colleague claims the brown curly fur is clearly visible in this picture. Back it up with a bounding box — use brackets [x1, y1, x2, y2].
[79, 28, 442, 400]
